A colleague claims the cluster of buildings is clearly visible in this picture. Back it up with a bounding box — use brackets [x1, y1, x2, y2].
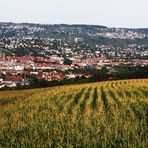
[89, 29, 146, 39]
[0, 23, 147, 89]
[0, 55, 99, 88]
[0, 37, 147, 60]
[0, 52, 148, 88]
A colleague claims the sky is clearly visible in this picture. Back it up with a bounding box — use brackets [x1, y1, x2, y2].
[0, 0, 147, 28]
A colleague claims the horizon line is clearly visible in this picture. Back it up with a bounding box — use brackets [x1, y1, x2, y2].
[0, 21, 148, 29]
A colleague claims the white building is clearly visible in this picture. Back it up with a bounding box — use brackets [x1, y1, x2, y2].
[74, 38, 83, 43]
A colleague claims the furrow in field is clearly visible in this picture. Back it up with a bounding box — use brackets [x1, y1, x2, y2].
[108, 89, 123, 109]
[138, 87, 148, 98]
[100, 86, 113, 118]
[90, 85, 106, 121]
[69, 87, 88, 123]
[79, 87, 92, 113]
[67, 87, 86, 114]
[130, 101, 147, 121]
[54, 88, 80, 112]
[109, 83, 132, 118]
[83, 87, 94, 120]
[96, 85, 104, 114]
[91, 87, 98, 110]
[115, 83, 147, 121]
[110, 82, 116, 89]
[62, 88, 85, 115]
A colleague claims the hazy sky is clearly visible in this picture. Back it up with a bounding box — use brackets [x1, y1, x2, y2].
[0, 0, 147, 28]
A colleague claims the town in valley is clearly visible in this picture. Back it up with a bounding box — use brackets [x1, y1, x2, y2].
[0, 23, 148, 89]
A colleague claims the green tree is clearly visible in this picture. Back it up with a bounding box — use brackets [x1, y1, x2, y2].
[63, 59, 72, 65]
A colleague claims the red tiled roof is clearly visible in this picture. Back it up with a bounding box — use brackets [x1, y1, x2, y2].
[5, 76, 23, 81]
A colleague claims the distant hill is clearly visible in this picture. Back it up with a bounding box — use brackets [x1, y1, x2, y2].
[0, 22, 107, 28]
[0, 22, 148, 56]
[0, 22, 148, 39]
